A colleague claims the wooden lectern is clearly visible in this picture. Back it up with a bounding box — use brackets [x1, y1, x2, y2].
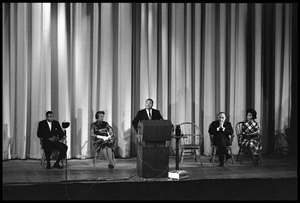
[137, 120, 172, 178]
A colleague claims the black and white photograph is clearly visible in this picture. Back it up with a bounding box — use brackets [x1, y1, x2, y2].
[2, 2, 298, 200]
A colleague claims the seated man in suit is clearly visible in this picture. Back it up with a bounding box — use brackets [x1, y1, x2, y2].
[132, 98, 163, 133]
[208, 112, 234, 167]
[37, 111, 68, 169]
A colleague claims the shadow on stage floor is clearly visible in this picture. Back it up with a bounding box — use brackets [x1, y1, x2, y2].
[2, 154, 298, 200]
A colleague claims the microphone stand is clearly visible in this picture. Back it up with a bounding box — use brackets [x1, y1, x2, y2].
[62, 122, 70, 200]
[64, 128, 67, 195]
[62, 128, 68, 200]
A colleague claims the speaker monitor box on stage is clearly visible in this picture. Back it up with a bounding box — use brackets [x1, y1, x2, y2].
[137, 120, 172, 178]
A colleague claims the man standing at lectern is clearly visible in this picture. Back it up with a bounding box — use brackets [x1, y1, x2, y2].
[132, 98, 163, 133]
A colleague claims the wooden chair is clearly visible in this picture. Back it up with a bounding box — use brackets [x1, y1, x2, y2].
[178, 122, 203, 165]
[235, 121, 244, 162]
[93, 138, 117, 167]
[40, 139, 64, 168]
[209, 123, 235, 165]
[235, 121, 262, 165]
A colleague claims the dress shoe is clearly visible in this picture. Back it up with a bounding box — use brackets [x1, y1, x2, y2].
[108, 164, 114, 169]
[218, 163, 224, 167]
[53, 163, 63, 169]
[46, 164, 51, 169]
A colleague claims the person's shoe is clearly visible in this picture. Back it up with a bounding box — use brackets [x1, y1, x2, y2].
[53, 163, 63, 169]
[46, 164, 51, 169]
[218, 163, 224, 167]
[108, 164, 114, 169]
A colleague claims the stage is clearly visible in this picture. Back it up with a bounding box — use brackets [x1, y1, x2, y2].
[2, 154, 298, 200]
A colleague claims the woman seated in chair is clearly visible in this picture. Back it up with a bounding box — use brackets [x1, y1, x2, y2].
[90, 111, 116, 169]
[239, 108, 262, 165]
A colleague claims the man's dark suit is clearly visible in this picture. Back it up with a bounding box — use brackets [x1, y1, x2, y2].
[132, 108, 163, 132]
[208, 120, 234, 165]
[37, 120, 68, 165]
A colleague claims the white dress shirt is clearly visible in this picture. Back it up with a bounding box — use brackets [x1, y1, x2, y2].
[47, 121, 52, 131]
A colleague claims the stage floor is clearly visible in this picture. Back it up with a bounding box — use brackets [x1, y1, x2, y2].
[2, 154, 298, 200]
[3, 154, 297, 185]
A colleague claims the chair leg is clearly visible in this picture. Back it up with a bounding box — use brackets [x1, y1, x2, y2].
[198, 149, 203, 165]
[240, 150, 245, 163]
[252, 151, 257, 165]
[252, 151, 262, 165]
[209, 148, 213, 162]
[41, 151, 45, 168]
[236, 148, 241, 161]
[93, 151, 97, 167]
[112, 152, 116, 166]
[237, 148, 245, 163]
[229, 148, 234, 164]
[259, 153, 262, 163]
[180, 149, 184, 165]
[193, 149, 202, 165]
[212, 147, 217, 165]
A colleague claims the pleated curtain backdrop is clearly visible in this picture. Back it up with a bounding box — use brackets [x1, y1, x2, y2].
[2, 3, 297, 160]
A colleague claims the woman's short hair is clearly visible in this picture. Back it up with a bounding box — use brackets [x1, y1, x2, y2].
[95, 111, 105, 119]
[246, 108, 257, 119]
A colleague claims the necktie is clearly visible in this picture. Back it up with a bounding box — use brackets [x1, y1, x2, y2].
[149, 110, 152, 120]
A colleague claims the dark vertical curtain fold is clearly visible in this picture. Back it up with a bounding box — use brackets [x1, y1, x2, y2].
[261, 4, 276, 153]
[290, 3, 298, 156]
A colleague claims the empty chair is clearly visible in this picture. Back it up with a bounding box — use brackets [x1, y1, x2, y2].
[178, 122, 203, 165]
